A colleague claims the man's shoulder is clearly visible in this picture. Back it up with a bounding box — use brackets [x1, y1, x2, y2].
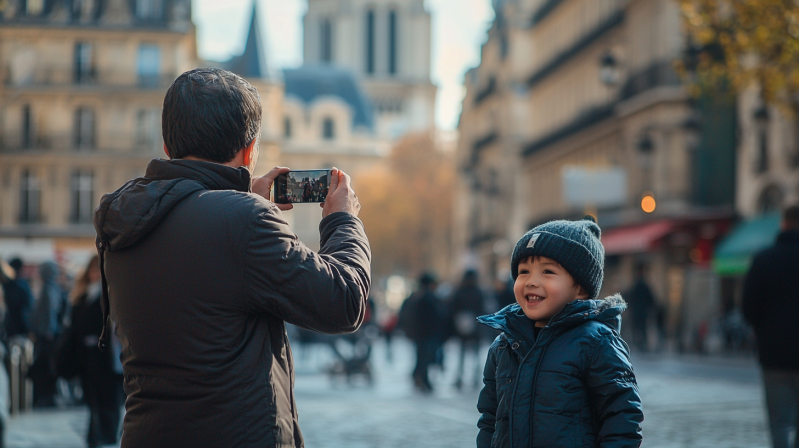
[188, 190, 279, 219]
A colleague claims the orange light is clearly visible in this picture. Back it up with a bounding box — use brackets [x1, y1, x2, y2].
[641, 195, 656, 213]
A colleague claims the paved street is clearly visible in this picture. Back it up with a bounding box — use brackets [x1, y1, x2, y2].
[6, 338, 770, 448]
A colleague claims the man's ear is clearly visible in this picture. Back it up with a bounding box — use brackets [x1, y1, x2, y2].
[242, 139, 257, 167]
[163, 143, 171, 159]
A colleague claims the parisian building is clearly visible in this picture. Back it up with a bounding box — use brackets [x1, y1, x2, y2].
[454, 0, 794, 351]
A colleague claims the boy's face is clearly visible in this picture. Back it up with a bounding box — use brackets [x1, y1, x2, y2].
[514, 256, 589, 327]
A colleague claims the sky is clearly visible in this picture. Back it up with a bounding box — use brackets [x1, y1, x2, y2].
[192, 0, 496, 131]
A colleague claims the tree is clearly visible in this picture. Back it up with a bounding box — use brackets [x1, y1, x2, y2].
[677, 0, 799, 112]
[355, 134, 455, 279]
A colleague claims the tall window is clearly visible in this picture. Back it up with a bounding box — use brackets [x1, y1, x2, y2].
[22, 105, 32, 148]
[136, 0, 163, 19]
[321, 19, 333, 63]
[323, 118, 335, 140]
[74, 42, 95, 84]
[19, 170, 41, 224]
[388, 9, 398, 75]
[136, 109, 161, 149]
[71, 170, 94, 224]
[137, 44, 161, 87]
[365, 10, 375, 74]
[756, 128, 769, 173]
[74, 107, 95, 149]
[284, 117, 292, 139]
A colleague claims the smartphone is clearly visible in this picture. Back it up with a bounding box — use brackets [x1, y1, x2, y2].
[273, 169, 332, 204]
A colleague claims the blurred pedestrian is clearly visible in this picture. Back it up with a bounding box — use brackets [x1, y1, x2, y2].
[93, 68, 369, 448]
[476, 217, 643, 447]
[492, 276, 516, 311]
[448, 270, 485, 390]
[743, 204, 799, 448]
[66, 255, 123, 448]
[0, 262, 12, 448]
[399, 272, 447, 393]
[626, 263, 656, 352]
[28, 261, 67, 408]
[2, 258, 34, 339]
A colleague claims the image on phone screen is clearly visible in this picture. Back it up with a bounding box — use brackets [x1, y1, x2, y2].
[274, 170, 331, 204]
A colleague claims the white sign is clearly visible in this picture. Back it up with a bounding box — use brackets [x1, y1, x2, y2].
[562, 166, 627, 207]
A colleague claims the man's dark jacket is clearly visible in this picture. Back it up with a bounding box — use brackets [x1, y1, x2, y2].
[93, 159, 371, 448]
[476, 295, 643, 448]
[743, 229, 799, 371]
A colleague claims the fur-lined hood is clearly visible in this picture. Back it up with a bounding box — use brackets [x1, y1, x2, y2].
[477, 293, 626, 340]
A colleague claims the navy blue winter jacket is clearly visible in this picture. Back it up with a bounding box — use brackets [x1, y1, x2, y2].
[476, 295, 643, 448]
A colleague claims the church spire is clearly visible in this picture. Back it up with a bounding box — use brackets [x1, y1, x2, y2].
[230, 1, 269, 79]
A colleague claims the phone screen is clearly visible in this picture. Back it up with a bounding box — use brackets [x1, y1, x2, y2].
[274, 169, 331, 204]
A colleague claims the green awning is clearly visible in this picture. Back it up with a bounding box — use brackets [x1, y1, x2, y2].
[713, 212, 781, 276]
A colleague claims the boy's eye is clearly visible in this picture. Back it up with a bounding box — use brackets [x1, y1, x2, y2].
[519, 269, 529, 274]
[543, 269, 555, 275]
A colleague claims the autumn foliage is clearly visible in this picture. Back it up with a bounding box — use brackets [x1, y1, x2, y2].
[677, 0, 799, 111]
[355, 133, 455, 279]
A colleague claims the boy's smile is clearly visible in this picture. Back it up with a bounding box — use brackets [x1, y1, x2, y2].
[514, 256, 589, 327]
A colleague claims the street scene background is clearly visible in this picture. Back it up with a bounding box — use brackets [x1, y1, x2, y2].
[1, 0, 798, 446]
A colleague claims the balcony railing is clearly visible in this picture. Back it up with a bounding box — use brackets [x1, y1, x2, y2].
[3, 67, 176, 89]
[620, 61, 682, 101]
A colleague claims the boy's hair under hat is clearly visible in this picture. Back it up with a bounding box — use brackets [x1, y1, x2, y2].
[510, 216, 605, 300]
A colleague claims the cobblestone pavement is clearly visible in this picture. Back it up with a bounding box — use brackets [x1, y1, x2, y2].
[5, 339, 770, 448]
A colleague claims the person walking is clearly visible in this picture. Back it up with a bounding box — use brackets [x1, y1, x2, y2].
[67, 255, 123, 448]
[94, 68, 370, 448]
[399, 272, 447, 393]
[626, 263, 656, 352]
[28, 261, 67, 408]
[2, 258, 34, 340]
[448, 270, 485, 389]
[743, 204, 799, 448]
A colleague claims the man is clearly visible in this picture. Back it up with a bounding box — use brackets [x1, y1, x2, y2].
[399, 272, 446, 393]
[2, 258, 34, 339]
[93, 68, 370, 448]
[743, 204, 799, 448]
[626, 263, 656, 352]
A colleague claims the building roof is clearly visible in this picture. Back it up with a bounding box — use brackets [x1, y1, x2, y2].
[282, 65, 375, 131]
[224, 2, 270, 79]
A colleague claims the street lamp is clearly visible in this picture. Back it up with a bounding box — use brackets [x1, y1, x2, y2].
[599, 52, 619, 87]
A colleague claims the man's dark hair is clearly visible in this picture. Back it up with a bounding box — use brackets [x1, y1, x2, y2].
[784, 204, 799, 229]
[162, 68, 261, 163]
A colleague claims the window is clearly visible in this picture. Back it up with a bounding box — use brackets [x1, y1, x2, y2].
[388, 10, 397, 75]
[71, 170, 94, 224]
[74, 42, 95, 84]
[22, 105, 32, 148]
[136, 109, 161, 149]
[27, 0, 44, 15]
[137, 44, 161, 87]
[756, 128, 769, 173]
[323, 118, 335, 140]
[284, 117, 292, 139]
[19, 169, 41, 224]
[74, 107, 95, 149]
[757, 185, 783, 214]
[365, 10, 375, 74]
[321, 19, 333, 64]
[136, 0, 163, 20]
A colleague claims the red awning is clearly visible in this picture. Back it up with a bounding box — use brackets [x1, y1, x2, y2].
[601, 220, 674, 255]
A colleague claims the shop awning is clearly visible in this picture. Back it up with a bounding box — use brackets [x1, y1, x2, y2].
[713, 212, 781, 276]
[602, 220, 674, 255]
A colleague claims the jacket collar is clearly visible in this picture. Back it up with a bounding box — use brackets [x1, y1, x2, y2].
[777, 229, 799, 245]
[145, 158, 253, 193]
[477, 294, 626, 344]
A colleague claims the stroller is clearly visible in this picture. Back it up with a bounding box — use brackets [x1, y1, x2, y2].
[324, 301, 379, 385]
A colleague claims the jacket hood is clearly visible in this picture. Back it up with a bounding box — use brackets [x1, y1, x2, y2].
[94, 158, 252, 252]
[477, 293, 626, 340]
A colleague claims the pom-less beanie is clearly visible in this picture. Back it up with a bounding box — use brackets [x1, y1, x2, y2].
[510, 216, 605, 300]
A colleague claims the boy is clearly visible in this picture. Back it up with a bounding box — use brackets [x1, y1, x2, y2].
[476, 217, 643, 448]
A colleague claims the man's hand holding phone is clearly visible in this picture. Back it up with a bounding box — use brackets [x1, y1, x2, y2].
[252, 166, 293, 211]
[322, 168, 360, 218]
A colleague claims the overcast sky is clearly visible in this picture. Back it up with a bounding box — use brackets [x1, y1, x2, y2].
[192, 0, 495, 131]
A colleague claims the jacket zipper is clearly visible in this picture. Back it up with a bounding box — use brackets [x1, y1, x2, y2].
[509, 326, 549, 448]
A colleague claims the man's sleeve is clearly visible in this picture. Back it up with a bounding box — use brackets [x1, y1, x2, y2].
[742, 254, 766, 329]
[243, 205, 371, 335]
[587, 333, 644, 448]
[476, 346, 498, 448]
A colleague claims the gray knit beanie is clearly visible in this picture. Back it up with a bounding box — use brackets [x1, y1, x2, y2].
[510, 216, 605, 300]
